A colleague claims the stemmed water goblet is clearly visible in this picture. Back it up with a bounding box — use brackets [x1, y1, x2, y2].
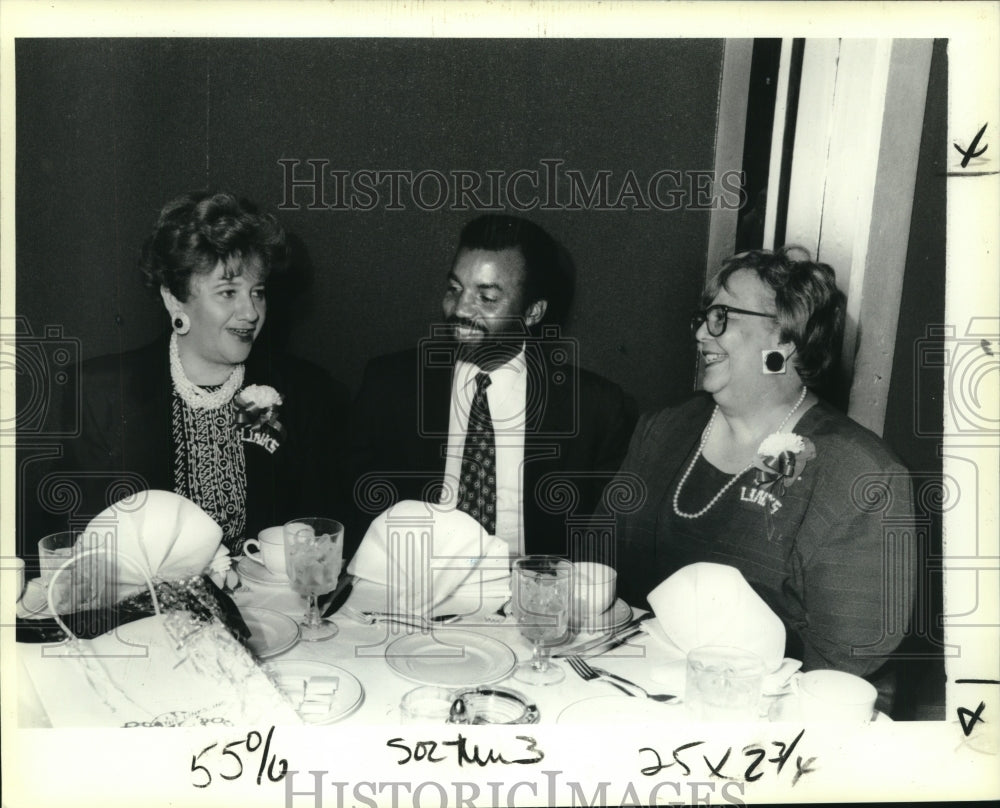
[283, 517, 344, 641]
[510, 555, 572, 685]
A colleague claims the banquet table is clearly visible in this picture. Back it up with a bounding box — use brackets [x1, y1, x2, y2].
[16, 563, 718, 728]
[230, 571, 694, 726]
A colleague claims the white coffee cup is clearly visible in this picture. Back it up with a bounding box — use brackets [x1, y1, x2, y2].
[570, 561, 617, 631]
[797, 669, 877, 722]
[243, 526, 287, 577]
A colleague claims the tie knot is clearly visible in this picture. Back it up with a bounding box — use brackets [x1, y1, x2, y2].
[475, 372, 491, 392]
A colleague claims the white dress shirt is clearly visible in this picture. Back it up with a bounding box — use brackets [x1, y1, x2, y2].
[441, 350, 528, 556]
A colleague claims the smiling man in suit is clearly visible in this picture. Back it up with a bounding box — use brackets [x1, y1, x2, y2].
[352, 214, 637, 559]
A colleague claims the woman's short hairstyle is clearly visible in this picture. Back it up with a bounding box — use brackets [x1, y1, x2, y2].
[139, 190, 288, 301]
[703, 246, 846, 385]
[455, 214, 575, 327]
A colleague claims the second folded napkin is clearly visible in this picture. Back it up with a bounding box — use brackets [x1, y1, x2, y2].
[347, 500, 510, 615]
[646, 561, 787, 673]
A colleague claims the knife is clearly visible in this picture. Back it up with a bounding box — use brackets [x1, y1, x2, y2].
[554, 624, 647, 658]
[320, 573, 356, 618]
[555, 611, 654, 656]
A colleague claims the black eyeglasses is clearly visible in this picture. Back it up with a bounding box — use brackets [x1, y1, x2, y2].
[691, 304, 776, 337]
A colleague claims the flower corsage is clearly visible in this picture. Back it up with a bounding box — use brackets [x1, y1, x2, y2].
[752, 432, 816, 496]
[235, 384, 285, 453]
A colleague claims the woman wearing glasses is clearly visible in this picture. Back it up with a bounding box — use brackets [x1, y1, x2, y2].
[610, 246, 915, 711]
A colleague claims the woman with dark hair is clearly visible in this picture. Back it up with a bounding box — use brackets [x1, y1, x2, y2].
[610, 246, 915, 709]
[66, 190, 351, 555]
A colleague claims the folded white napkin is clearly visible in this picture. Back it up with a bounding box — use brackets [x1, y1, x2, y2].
[646, 562, 787, 673]
[347, 500, 510, 614]
[78, 489, 229, 588]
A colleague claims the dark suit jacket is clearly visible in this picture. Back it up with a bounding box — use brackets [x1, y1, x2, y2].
[43, 332, 352, 551]
[351, 341, 637, 556]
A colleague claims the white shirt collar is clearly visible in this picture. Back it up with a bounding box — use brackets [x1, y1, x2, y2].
[455, 346, 528, 389]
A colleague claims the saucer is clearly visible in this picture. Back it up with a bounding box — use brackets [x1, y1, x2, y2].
[263, 660, 364, 724]
[767, 692, 890, 723]
[236, 556, 290, 586]
[574, 598, 632, 634]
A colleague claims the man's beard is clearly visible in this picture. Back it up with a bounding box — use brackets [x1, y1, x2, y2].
[445, 316, 528, 370]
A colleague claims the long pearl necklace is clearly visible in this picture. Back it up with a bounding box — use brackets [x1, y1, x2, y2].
[169, 332, 245, 411]
[672, 386, 808, 519]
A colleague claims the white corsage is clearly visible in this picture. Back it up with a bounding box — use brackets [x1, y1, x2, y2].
[236, 384, 283, 410]
[205, 546, 239, 591]
[753, 432, 816, 495]
[235, 385, 285, 453]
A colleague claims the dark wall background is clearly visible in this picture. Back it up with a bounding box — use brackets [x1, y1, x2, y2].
[15, 38, 725, 409]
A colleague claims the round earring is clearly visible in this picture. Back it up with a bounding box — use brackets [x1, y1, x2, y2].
[762, 350, 786, 374]
[172, 312, 191, 335]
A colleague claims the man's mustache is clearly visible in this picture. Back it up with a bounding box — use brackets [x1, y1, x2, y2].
[444, 315, 530, 336]
[445, 316, 489, 335]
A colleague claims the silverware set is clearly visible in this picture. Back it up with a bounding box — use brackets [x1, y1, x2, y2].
[553, 611, 655, 658]
[342, 606, 462, 628]
[565, 656, 678, 703]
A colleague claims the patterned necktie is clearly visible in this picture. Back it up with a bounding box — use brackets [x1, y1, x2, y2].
[457, 372, 497, 534]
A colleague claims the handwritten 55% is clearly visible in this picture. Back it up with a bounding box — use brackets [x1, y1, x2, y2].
[190, 726, 288, 788]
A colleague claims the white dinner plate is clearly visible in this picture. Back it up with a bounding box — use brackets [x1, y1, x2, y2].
[241, 606, 300, 659]
[557, 695, 681, 724]
[263, 659, 365, 724]
[575, 598, 633, 634]
[236, 556, 291, 586]
[384, 630, 517, 687]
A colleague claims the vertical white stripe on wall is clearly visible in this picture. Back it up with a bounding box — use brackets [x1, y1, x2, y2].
[705, 39, 753, 277]
[782, 38, 932, 434]
[762, 37, 793, 252]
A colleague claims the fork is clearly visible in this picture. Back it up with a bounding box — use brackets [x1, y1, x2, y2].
[567, 656, 678, 702]
[587, 663, 679, 703]
[566, 656, 637, 697]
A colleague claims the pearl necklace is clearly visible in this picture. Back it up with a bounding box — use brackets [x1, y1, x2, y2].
[169, 332, 245, 411]
[672, 386, 808, 519]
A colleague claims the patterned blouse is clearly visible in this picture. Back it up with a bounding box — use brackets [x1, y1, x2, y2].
[171, 392, 247, 553]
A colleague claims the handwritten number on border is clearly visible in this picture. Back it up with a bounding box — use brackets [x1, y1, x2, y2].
[958, 701, 986, 737]
[190, 727, 288, 788]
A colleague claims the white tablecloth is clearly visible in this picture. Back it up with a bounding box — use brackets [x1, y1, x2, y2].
[17, 571, 697, 727]
[227, 574, 689, 725]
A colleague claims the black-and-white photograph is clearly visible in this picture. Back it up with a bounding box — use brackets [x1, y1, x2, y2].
[1, 2, 997, 807]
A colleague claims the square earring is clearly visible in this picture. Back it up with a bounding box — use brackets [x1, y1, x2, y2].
[762, 350, 787, 374]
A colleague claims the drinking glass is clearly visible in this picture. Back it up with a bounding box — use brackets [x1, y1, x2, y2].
[38, 531, 80, 584]
[685, 645, 765, 721]
[283, 517, 344, 641]
[399, 686, 457, 723]
[510, 555, 571, 685]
